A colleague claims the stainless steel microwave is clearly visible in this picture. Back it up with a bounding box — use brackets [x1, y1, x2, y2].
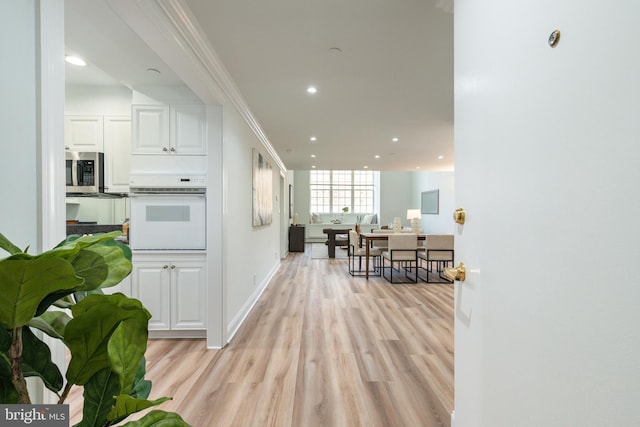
[65, 152, 104, 194]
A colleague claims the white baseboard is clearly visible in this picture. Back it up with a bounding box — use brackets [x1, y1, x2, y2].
[225, 261, 280, 342]
[451, 410, 455, 427]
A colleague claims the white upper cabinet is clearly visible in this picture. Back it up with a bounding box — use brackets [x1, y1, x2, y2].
[131, 105, 169, 154]
[103, 116, 131, 193]
[170, 104, 207, 155]
[65, 115, 104, 152]
[132, 104, 206, 155]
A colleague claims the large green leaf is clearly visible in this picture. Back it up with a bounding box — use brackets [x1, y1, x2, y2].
[37, 245, 131, 314]
[0, 233, 21, 255]
[118, 410, 190, 427]
[0, 257, 83, 330]
[0, 354, 9, 380]
[52, 295, 76, 309]
[29, 310, 71, 340]
[89, 245, 132, 290]
[20, 327, 63, 393]
[0, 378, 18, 404]
[108, 319, 148, 395]
[0, 326, 9, 351]
[74, 368, 119, 427]
[65, 294, 150, 386]
[102, 237, 132, 261]
[63, 249, 108, 291]
[0, 327, 9, 378]
[53, 231, 122, 252]
[107, 395, 172, 422]
[130, 357, 152, 400]
[65, 244, 132, 292]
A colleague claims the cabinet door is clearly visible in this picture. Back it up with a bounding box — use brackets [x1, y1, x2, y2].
[65, 115, 104, 152]
[132, 105, 170, 154]
[132, 263, 171, 330]
[170, 105, 206, 155]
[170, 260, 206, 330]
[103, 116, 131, 193]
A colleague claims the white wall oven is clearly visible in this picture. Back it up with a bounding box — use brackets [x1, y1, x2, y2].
[129, 174, 206, 250]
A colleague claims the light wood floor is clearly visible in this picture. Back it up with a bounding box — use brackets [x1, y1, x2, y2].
[68, 245, 454, 426]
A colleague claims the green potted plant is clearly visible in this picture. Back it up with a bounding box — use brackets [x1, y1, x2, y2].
[0, 231, 189, 426]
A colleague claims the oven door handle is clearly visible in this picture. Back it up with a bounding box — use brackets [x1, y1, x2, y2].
[129, 192, 206, 197]
[71, 159, 79, 186]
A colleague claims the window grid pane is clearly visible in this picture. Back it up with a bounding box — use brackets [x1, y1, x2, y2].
[310, 186, 330, 213]
[353, 189, 374, 213]
[310, 170, 374, 214]
[332, 189, 351, 213]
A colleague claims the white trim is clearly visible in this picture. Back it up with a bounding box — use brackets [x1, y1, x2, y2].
[149, 330, 206, 339]
[108, 0, 287, 175]
[38, 0, 65, 250]
[154, 0, 287, 175]
[37, 0, 66, 405]
[225, 262, 280, 343]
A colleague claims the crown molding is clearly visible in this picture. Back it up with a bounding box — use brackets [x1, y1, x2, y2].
[109, 0, 287, 173]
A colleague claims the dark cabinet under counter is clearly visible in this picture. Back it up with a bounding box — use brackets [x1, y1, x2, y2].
[289, 225, 305, 252]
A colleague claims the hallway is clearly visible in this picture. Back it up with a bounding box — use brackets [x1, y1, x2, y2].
[69, 246, 454, 426]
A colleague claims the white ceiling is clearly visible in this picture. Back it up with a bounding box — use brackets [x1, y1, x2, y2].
[65, 0, 454, 172]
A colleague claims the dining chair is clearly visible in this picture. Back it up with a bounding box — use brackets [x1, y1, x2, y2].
[381, 233, 418, 283]
[418, 234, 454, 283]
[348, 230, 381, 276]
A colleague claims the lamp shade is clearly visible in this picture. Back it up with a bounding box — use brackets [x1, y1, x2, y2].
[407, 209, 421, 220]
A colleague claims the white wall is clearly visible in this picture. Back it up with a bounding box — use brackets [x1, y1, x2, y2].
[223, 105, 281, 340]
[293, 170, 311, 224]
[1, 0, 66, 404]
[413, 171, 455, 234]
[1, 1, 39, 249]
[65, 85, 132, 115]
[379, 171, 415, 228]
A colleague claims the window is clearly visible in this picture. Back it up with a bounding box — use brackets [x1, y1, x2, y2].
[310, 170, 375, 213]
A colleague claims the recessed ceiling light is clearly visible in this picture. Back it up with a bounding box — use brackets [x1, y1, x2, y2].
[374, 155, 380, 159]
[307, 86, 317, 94]
[392, 137, 399, 142]
[415, 166, 421, 170]
[363, 165, 369, 169]
[311, 165, 316, 169]
[65, 55, 86, 66]
[146, 68, 161, 74]
[328, 47, 342, 55]
[438, 155, 444, 160]
[309, 136, 317, 142]
[310, 154, 316, 158]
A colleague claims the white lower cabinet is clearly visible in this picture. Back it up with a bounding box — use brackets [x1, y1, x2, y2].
[132, 253, 206, 333]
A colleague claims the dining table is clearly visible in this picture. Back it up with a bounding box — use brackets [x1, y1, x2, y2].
[359, 232, 426, 279]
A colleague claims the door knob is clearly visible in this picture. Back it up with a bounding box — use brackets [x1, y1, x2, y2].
[444, 262, 466, 282]
[453, 208, 466, 225]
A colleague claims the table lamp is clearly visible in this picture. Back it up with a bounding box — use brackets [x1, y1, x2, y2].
[407, 209, 422, 233]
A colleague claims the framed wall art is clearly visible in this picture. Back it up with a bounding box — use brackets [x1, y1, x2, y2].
[421, 189, 439, 214]
[252, 148, 273, 226]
